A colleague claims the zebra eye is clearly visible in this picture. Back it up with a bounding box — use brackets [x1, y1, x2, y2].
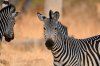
[55, 28, 57, 30]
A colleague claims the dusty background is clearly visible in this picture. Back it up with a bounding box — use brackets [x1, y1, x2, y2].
[0, 0, 100, 66]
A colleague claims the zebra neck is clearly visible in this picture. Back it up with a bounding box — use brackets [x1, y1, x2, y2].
[51, 37, 67, 61]
[51, 36, 67, 53]
[57, 21, 68, 37]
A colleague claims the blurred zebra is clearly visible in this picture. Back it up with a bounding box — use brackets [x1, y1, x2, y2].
[0, 0, 19, 42]
[37, 10, 100, 66]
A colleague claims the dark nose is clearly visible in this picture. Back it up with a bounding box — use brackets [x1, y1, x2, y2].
[5, 33, 14, 42]
[45, 39, 54, 50]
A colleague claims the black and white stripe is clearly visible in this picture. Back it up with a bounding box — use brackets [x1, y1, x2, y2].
[52, 35, 100, 66]
[37, 10, 100, 66]
[57, 22, 68, 37]
[0, 0, 19, 42]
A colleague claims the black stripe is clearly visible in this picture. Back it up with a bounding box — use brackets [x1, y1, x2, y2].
[0, 4, 15, 38]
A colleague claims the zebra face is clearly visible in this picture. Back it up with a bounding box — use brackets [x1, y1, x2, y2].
[4, 11, 19, 42]
[37, 10, 60, 50]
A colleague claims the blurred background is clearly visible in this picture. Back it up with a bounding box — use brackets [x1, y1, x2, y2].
[0, 0, 100, 66]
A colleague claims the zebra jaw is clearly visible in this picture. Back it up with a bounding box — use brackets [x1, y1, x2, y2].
[45, 39, 54, 50]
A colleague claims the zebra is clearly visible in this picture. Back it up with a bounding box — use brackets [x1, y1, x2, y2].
[37, 10, 100, 66]
[0, 0, 19, 42]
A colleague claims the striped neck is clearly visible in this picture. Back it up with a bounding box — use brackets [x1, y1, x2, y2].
[57, 21, 68, 39]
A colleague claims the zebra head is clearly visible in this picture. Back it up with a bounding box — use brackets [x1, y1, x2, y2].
[3, 5, 20, 42]
[37, 10, 60, 50]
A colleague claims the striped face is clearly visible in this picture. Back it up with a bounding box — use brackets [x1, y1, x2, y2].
[4, 16, 15, 42]
[37, 10, 60, 50]
[2, 5, 19, 42]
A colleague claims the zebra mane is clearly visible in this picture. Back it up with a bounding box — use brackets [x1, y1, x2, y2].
[58, 21, 68, 36]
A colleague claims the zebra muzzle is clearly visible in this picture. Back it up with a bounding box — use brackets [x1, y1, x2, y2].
[5, 33, 14, 42]
[45, 39, 54, 50]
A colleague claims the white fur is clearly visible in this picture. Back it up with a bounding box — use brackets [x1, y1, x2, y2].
[2, 0, 9, 8]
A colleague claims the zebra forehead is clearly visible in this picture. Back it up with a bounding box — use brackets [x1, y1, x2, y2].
[44, 19, 57, 27]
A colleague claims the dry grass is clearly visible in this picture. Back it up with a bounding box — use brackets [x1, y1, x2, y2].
[0, 42, 53, 66]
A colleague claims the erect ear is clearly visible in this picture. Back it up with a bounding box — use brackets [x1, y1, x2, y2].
[37, 12, 47, 21]
[53, 11, 60, 20]
[49, 10, 53, 19]
[12, 12, 20, 17]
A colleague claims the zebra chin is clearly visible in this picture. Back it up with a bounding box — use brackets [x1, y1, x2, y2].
[45, 39, 54, 50]
[5, 37, 14, 42]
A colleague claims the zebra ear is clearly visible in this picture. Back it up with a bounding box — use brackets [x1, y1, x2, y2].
[53, 11, 60, 20]
[37, 12, 47, 21]
[12, 12, 20, 17]
[49, 10, 53, 19]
